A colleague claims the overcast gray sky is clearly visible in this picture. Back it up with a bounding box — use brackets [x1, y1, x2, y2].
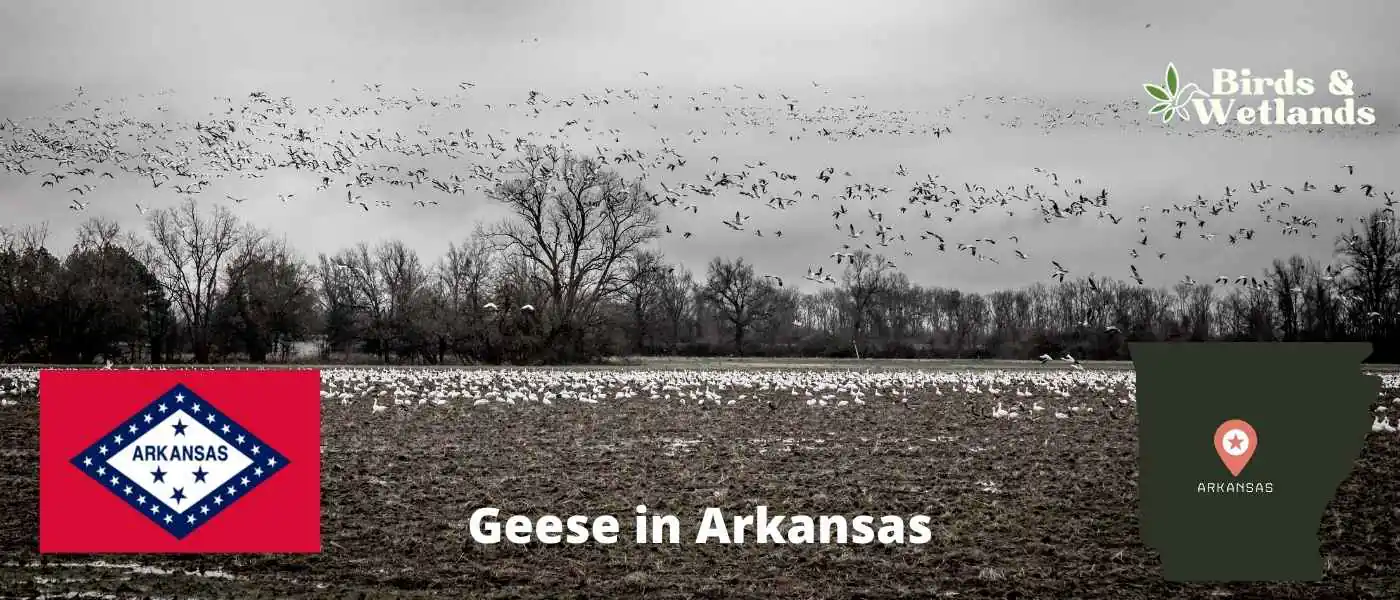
[1, 0, 1397, 292]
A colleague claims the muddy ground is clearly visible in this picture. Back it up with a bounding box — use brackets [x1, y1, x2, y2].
[2, 379, 1397, 599]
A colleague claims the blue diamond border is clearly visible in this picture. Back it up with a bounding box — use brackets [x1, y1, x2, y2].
[69, 382, 291, 540]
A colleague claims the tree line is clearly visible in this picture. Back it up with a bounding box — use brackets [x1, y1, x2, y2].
[4, 148, 1399, 364]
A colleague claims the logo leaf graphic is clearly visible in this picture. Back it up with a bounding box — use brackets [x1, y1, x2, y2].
[1166, 63, 1178, 96]
[1163, 107, 1175, 123]
[1149, 102, 1170, 114]
[1144, 83, 1170, 101]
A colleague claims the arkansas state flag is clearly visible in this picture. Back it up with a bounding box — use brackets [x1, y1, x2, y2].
[40, 369, 321, 553]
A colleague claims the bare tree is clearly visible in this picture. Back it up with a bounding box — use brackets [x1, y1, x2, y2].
[436, 234, 496, 362]
[74, 217, 122, 252]
[485, 145, 661, 360]
[376, 239, 430, 361]
[654, 264, 696, 354]
[329, 242, 392, 361]
[0, 222, 50, 253]
[702, 256, 780, 355]
[1337, 210, 1400, 340]
[840, 250, 894, 356]
[316, 253, 361, 357]
[145, 198, 253, 363]
[1269, 255, 1308, 341]
[217, 236, 316, 362]
[619, 249, 667, 353]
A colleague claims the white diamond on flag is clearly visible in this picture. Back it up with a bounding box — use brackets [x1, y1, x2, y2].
[71, 383, 290, 539]
[105, 410, 254, 513]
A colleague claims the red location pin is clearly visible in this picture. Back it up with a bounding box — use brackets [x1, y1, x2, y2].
[1214, 419, 1257, 477]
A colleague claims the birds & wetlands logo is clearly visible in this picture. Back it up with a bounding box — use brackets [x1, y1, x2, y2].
[1142, 63, 1208, 123]
[1143, 63, 1376, 126]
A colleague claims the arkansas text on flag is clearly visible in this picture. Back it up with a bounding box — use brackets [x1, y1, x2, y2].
[40, 369, 321, 553]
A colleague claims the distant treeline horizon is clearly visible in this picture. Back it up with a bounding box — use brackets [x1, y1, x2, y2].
[5, 155, 1400, 365]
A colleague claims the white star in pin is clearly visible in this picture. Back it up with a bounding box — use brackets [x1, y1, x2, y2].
[1222, 429, 1250, 456]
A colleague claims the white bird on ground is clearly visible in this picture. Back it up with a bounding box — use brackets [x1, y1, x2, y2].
[992, 402, 1010, 419]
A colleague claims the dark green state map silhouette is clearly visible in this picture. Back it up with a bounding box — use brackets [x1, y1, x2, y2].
[1131, 342, 1378, 582]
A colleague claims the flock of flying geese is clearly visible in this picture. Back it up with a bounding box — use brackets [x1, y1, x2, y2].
[0, 76, 1395, 304]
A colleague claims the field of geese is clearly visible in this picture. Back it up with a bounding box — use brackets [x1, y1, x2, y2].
[2, 363, 1398, 598]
